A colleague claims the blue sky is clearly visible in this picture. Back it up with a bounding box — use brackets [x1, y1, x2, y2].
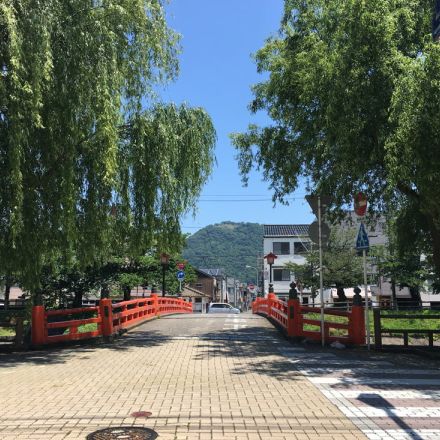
[161, 1, 314, 234]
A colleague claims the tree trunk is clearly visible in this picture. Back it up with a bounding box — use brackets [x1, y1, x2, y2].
[100, 284, 110, 299]
[409, 286, 422, 309]
[123, 285, 131, 301]
[423, 211, 440, 287]
[430, 230, 440, 287]
[73, 291, 83, 308]
[4, 279, 10, 311]
[391, 280, 397, 310]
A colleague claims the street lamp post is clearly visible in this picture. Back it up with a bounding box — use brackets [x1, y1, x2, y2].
[245, 265, 258, 290]
[160, 253, 170, 297]
[264, 252, 277, 294]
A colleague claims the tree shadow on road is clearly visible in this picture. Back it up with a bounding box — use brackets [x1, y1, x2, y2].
[190, 324, 306, 381]
[0, 330, 175, 369]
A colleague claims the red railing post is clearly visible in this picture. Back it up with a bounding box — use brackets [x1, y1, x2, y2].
[350, 304, 366, 345]
[267, 292, 276, 318]
[252, 298, 258, 313]
[287, 299, 301, 338]
[99, 298, 114, 337]
[151, 294, 159, 316]
[32, 305, 46, 346]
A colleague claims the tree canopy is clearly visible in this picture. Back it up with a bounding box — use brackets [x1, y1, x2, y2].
[0, 1, 216, 291]
[285, 228, 363, 295]
[232, 0, 440, 281]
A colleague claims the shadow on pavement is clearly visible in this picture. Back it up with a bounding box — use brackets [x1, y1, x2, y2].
[187, 322, 305, 381]
[358, 393, 425, 440]
[0, 330, 174, 368]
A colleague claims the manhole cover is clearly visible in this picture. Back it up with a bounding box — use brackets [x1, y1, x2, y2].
[131, 411, 152, 418]
[86, 427, 158, 440]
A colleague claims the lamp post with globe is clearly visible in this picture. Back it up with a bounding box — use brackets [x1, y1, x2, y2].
[264, 252, 277, 294]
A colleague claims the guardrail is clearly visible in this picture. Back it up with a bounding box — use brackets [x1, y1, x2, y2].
[32, 294, 192, 346]
[373, 308, 440, 349]
[253, 293, 365, 345]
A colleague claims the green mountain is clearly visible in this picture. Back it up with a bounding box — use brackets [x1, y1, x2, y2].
[183, 222, 264, 283]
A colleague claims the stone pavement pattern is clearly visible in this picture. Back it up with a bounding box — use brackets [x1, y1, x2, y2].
[277, 346, 440, 440]
[0, 313, 366, 440]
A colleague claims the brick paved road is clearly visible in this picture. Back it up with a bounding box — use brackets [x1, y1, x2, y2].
[0, 313, 365, 440]
[0, 312, 438, 439]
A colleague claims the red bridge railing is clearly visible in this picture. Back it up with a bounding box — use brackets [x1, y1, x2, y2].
[253, 293, 365, 346]
[32, 294, 192, 346]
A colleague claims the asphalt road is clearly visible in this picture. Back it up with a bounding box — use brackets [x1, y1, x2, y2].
[122, 310, 281, 340]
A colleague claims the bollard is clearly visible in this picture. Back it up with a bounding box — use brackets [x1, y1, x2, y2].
[31, 305, 46, 346]
[99, 298, 114, 337]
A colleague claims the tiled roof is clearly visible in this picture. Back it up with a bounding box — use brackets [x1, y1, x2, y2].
[264, 224, 310, 237]
[180, 286, 210, 298]
[198, 268, 225, 278]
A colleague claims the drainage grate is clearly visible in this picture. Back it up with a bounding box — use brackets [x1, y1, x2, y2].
[86, 427, 158, 440]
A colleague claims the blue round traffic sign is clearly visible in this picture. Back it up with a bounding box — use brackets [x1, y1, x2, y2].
[177, 270, 185, 280]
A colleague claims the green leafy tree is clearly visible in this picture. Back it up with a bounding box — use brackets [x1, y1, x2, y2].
[0, 1, 216, 296]
[285, 229, 363, 301]
[232, 0, 440, 282]
[37, 253, 198, 307]
[369, 225, 432, 308]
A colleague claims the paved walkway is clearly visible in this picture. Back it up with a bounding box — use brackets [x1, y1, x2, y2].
[277, 346, 440, 440]
[0, 312, 439, 439]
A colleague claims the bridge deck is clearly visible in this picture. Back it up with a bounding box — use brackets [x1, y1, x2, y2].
[1, 312, 439, 439]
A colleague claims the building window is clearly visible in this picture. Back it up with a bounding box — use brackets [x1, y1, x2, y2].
[273, 269, 291, 281]
[273, 242, 290, 255]
[294, 242, 310, 254]
[195, 283, 203, 288]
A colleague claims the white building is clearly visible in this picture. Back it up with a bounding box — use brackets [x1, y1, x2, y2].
[263, 225, 311, 298]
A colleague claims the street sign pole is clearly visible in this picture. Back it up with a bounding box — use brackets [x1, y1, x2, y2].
[177, 270, 185, 294]
[363, 249, 370, 350]
[355, 222, 370, 350]
[318, 196, 325, 347]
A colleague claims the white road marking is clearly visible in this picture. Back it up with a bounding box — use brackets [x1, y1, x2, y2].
[299, 368, 440, 376]
[276, 344, 440, 440]
[223, 315, 248, 331]
[363, 429, 440, 440]
[321, 389, 440, 400]
[340, 406, 440, 418]
[308, 376, 440, 386]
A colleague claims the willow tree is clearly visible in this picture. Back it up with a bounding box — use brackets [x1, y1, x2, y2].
[0, 1, 216, 295]
[232, 0, 440, 282]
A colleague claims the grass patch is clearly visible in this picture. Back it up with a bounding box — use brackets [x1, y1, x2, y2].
[304, 310, 439, 333]
[380, 310, 440, 331]
[63, 323, 98, 334]
[0, 327, 15, 337]
[379, 310, 440, 340]
[302, 312, 349, 336]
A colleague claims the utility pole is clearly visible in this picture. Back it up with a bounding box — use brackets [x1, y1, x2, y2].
[305, 194, 332, 347]
[318, 196, 325, 347]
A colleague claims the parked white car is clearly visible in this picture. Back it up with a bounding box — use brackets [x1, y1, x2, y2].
[208, 303, 240, 314]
